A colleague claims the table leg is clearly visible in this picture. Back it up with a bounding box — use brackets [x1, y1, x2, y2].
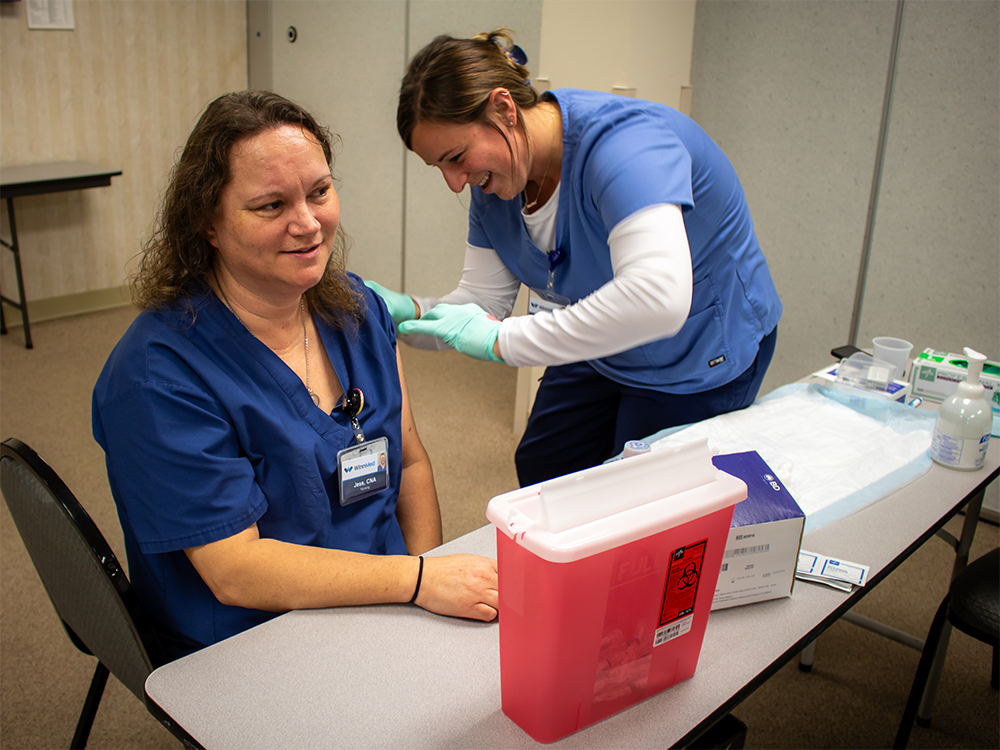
[0, 197, 33, 349]
[798, 639, 816, 672]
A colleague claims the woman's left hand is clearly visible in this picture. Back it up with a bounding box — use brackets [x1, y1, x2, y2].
[414, 553, 498, 622]
[398, 303, 503, 362]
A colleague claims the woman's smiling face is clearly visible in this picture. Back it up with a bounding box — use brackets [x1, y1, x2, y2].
[207, 124, 339, 301]
[410, 117, 526, 201]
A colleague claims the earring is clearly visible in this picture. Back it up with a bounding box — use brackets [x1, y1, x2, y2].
[508, 118, 514, 126]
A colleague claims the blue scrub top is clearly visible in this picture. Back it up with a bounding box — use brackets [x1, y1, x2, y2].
[468, 89, 782, 393]
[92, 275, 406, 659]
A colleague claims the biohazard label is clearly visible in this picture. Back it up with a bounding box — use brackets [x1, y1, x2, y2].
[654, 539, 707, 646]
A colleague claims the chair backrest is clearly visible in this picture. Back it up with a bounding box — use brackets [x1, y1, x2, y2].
[0, 437, 166, 703]
[949, 546, 999, 647]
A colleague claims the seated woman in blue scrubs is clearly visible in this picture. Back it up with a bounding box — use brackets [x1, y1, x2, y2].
[92, 91, 498, 660]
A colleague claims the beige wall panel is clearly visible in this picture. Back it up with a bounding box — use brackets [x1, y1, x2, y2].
[0, 0, 247, 304]
[538, 0, 632, 92]
[627, 1, 695, 109]
[538, 0, 694, 109]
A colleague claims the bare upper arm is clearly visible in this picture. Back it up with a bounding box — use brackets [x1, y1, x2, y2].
[184, 523, 261, 605]
[396, 346, 429, 470]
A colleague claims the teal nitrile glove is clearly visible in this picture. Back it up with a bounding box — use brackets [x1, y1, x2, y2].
[364, 280, 417, 325]
[397, 303, 503, 363]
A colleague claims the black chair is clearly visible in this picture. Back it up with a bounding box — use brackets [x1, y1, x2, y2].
[894, 546, 999, 748]
[0, 437, 200, 749]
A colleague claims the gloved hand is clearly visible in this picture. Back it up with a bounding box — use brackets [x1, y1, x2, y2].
[364, 280, 417, 325]
[398, 303, 503, 363]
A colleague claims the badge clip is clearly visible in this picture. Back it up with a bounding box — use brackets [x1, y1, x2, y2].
[342, 388, 365, 444]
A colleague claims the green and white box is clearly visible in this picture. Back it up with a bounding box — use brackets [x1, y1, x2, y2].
[909, 348, 1000, 413]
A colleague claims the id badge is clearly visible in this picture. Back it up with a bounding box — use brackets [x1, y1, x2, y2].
[528, 287, 571, 314]
[337, 436, 389, 506]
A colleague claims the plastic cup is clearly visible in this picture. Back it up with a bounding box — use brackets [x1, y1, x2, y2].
[872, 337, 913, 381]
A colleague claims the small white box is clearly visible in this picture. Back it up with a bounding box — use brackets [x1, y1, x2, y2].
[811, 363, 912, 403]
[711, 452, 805, 610]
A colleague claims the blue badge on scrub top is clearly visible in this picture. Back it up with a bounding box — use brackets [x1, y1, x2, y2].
[527, 287, 571, 314]
[335, 387, 389, 506]
[338, 436, 389, 506]
[528, 246, 571, 313]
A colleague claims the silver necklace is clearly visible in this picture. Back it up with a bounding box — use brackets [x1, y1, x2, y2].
[524, 107, 559, 212]
[220, 290, 320, 408]
[300, 299, 320, 407]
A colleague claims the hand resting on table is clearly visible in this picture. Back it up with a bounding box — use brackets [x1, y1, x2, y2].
[414, 553, 499, 622]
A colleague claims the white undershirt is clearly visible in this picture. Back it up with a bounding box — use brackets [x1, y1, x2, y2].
[522, 180, 560, 252]
[407, 202, 693, 368]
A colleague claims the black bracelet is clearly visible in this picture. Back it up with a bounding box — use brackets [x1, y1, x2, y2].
[409, 555, 424, 604]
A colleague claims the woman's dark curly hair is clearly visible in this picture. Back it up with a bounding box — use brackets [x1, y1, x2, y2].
[133, 90, 362, 327]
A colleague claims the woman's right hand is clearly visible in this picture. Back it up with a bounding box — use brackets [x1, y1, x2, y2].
[414, 553, 498, 622]
[364, 280, 418, 325]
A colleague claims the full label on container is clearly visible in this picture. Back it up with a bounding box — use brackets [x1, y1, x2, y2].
[654, 540, 707, 646]
[930, 430, 988, 470]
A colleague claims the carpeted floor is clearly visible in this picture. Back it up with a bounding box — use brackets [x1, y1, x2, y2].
[1, 307, 996, 749]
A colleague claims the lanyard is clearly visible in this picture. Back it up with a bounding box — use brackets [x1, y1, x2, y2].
[341, 388, 365, 444]
[546, 246, 567, 291]
[335, 387, 389, 507]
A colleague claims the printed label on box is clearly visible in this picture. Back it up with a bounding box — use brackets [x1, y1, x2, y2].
[910, 349, 1000, 410]
[656, 540, 706, 645]
[654, 614, 693, 646]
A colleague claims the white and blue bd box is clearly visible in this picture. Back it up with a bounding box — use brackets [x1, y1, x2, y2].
[710, 451, 805, 610]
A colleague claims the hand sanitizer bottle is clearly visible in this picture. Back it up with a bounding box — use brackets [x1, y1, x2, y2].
[929, 347, 992, 470]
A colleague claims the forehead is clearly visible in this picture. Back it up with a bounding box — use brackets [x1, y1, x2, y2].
[410, 119, 480, 164]
[228, 124, 328, 178]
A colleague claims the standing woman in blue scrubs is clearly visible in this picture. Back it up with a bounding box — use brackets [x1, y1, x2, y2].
[92, 91, 498, 660]
[370, 29, 782, 487]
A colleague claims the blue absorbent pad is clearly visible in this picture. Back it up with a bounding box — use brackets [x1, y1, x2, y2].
[643, 383, 937, 533]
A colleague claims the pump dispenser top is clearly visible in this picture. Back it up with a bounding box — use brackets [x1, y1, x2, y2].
[929, 347, 992, 470]
[958, 348, 987, 394]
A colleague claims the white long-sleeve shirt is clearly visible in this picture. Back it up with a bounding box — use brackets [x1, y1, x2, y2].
[407, 201, 693, 368]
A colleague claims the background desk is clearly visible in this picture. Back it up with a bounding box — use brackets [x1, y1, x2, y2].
[0, 161, 121, 348]
[144, 438, 998, 749]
